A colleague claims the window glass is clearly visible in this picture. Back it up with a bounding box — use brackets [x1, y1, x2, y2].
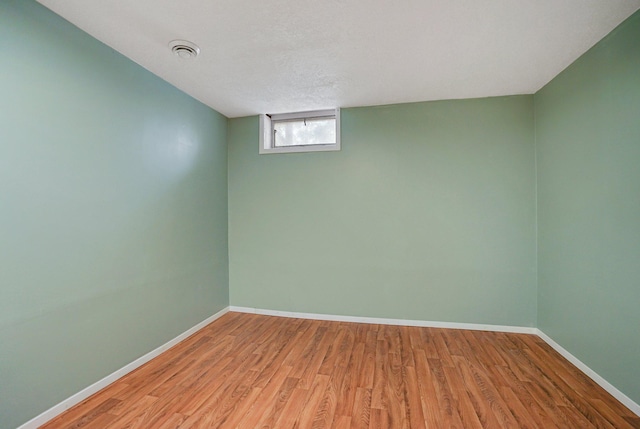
[259, 109, 340, 154]
[273, 117, 336, 147]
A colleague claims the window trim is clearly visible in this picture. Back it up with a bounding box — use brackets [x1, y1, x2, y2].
[259, 108, 341, 154]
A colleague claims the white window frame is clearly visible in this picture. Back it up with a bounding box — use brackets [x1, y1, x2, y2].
[259, 108, 341, 154]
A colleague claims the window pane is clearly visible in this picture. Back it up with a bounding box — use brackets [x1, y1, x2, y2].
[273, 118, 336, 147]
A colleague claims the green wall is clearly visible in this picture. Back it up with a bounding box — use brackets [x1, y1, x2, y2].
[229, 97, 537, 327]
[535, 10, 640, 405]
[0, 1, 229, 427]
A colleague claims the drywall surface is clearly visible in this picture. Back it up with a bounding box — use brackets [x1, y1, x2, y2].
[0, 1, 228, 427]
[535, 10, 640, 405]
[229, 96, 536, 327]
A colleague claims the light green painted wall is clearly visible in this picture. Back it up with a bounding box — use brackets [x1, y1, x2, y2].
[0, 1, 228, 427]
[535, 10, 640, 404]
[229, 97, 537, 326]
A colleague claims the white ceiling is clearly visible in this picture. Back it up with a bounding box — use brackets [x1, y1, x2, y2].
[37, 0, 640, 118]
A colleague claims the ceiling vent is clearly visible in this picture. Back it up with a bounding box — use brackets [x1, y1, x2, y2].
[169, 40, 200, 59]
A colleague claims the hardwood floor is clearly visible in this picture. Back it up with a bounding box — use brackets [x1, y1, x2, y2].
[40, 312, 640, 428]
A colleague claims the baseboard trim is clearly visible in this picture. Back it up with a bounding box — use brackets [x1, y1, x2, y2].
[17, 306, 230, 429]
[229, 306, 538, 334]
[536, 329, 640, 417]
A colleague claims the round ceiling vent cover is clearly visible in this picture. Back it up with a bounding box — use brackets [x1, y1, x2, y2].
[169, 40, 200, 59]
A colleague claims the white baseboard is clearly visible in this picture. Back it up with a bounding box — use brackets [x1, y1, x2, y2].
[17, 307, 230, 429]
[536, 329, 640, 417]
[229, 306, 538, 334]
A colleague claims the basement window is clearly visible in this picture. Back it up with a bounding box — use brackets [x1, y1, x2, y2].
[259, 109, 340, 154]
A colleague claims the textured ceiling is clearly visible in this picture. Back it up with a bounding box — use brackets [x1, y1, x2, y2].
[37, 0, 640, 118]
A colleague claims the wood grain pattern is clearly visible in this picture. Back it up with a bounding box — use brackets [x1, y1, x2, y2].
[40, 312, 640, 428]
